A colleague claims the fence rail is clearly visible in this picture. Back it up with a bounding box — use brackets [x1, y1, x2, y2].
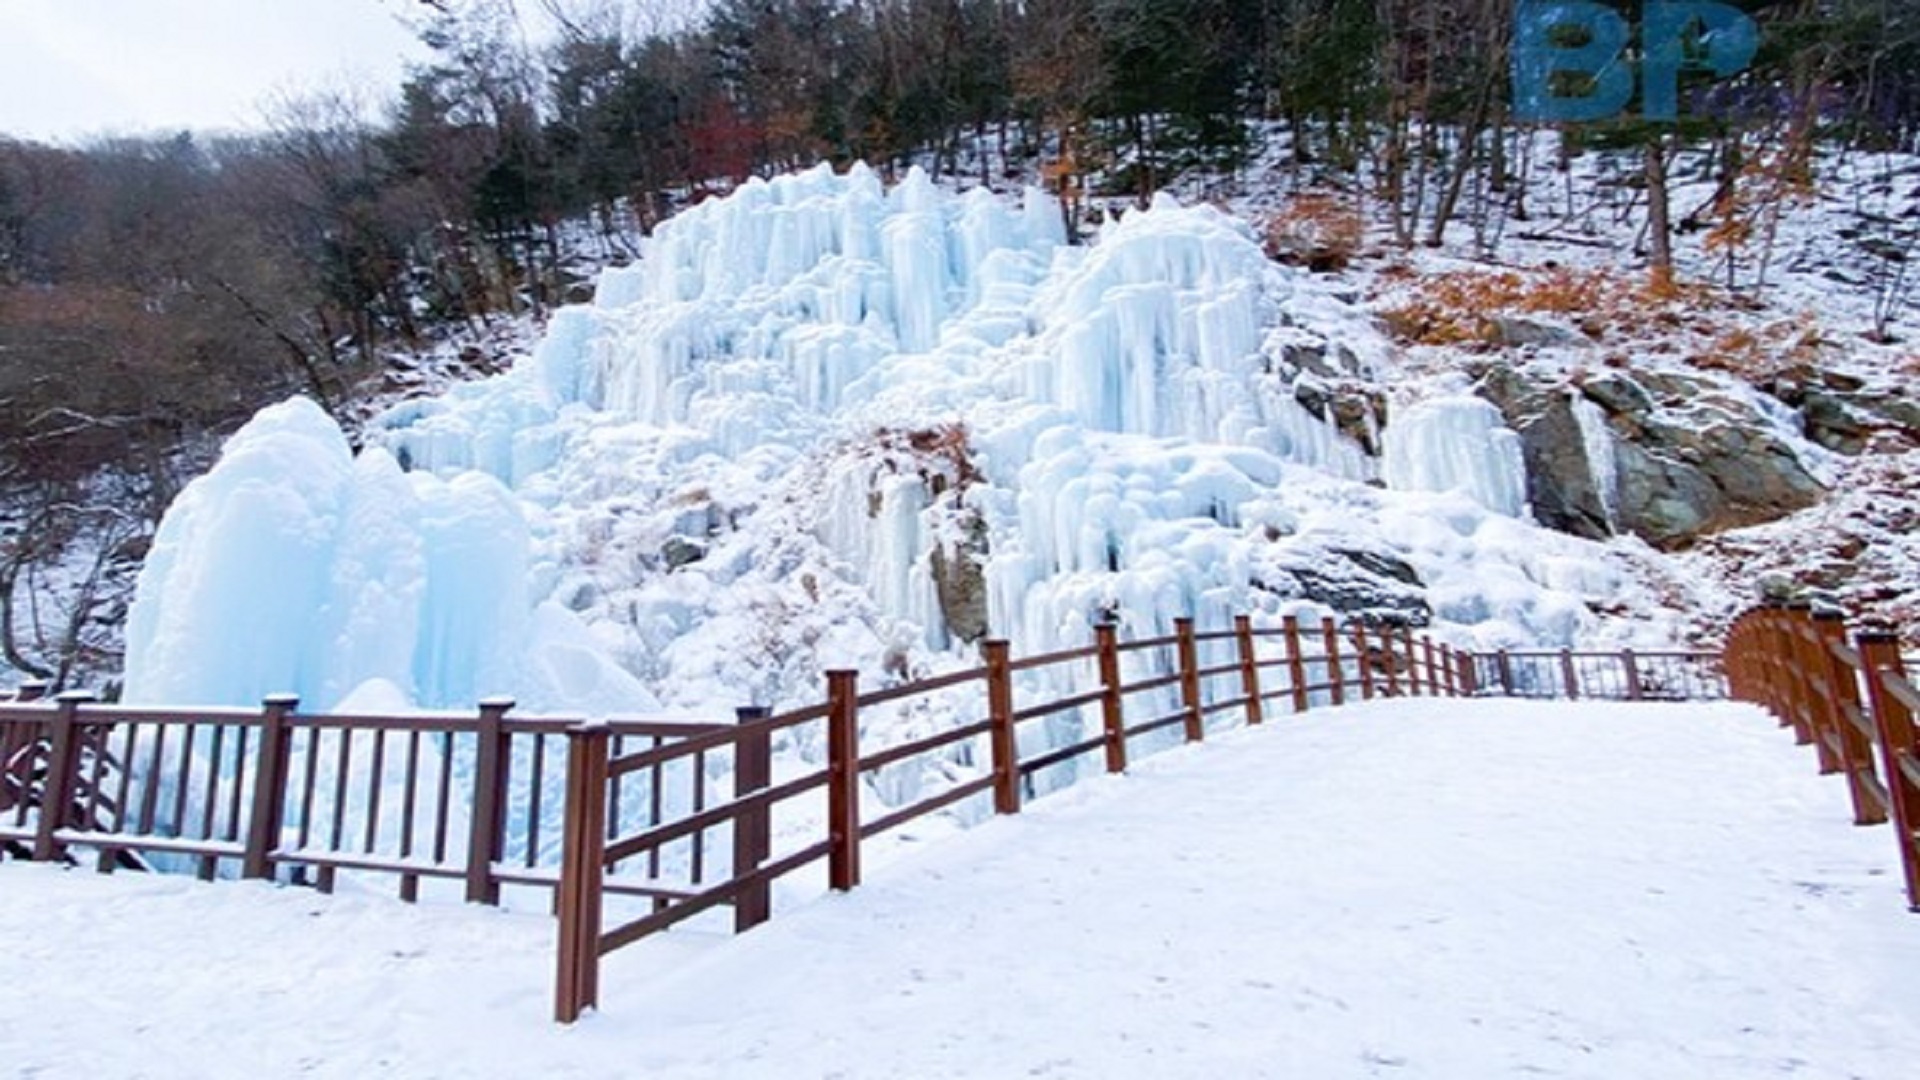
[1723, 602, 1920, 914]
[0, 616, 1729, 1024]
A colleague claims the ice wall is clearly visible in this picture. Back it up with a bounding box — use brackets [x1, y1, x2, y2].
[129, 162, 1634, 724]
[124, 398, 652, 713]
[1381, 395, 1531, 519]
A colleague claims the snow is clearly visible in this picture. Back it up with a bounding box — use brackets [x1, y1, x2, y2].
[3, 698, 1916, 1078]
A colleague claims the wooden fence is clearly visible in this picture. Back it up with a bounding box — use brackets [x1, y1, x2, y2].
[0, 615, 1723, 1023]
[543, 616, 1720, 1022]
[1723, 601, 1920, 914]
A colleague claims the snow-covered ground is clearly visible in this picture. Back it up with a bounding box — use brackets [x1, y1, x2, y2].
[4, 697, 1916, 1079]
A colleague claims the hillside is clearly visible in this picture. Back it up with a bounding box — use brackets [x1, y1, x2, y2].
[101, 128, 1918, 722]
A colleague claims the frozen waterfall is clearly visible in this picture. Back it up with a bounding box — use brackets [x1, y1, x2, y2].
[1381, 395, 1531, 519]
[123, 163, 1629, 720]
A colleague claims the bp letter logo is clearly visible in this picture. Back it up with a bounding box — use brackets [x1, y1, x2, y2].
[1513, 1, 1759, 122]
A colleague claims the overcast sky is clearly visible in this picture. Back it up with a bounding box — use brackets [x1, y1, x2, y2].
[0, 0, 434, 143]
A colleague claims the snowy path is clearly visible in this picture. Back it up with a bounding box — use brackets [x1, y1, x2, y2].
[4, 699, 1918, 1078]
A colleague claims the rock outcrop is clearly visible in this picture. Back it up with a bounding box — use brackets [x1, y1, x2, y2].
[1477, 364, 1826, 549]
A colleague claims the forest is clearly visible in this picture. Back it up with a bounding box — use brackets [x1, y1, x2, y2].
[0, 0, 1917, 683]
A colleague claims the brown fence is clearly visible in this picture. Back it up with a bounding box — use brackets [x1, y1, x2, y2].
[1464, 647, 1726, 701]
[549, 617, 1723, 1021]
[1724, 601, 1920, 913]
[0, 615, 1725, 1024]
[0, 687, 742, 907]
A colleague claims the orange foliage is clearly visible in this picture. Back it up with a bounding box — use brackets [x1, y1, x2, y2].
[1264, 193, 1363, 272]
[1379, 267, 1690, 347]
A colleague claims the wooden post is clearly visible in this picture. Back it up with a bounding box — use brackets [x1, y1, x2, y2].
[1815, 612, 1885, 826]
[1621, 649, 1644, 701]
[1496, 650, 1514, 697]
[1321, 617, 1345, 706]
[826, 669, 862, 890]
[1785, 603, 1829, 758]
[1859, 634, 1920, 910]
[241, 694, 298, 880]
[1234, 615, 1265, 726]
[1383, 626, 1402, 697]
[466, 697, 515, 905]
[1282, 616, 1309, 713]
[1175, 618, 1205, 740]
[32, 690, 94, 862]
[1456, 649, 1479, 696]
[733, 705, 773, 932]
[1559, 648, 1580, 700]
[1352, 624, 1375, 700]
[554, 721, 609, 1023]
[984, 641, 1020, 812]
[1422, 637, 1440, 696]
[14, 680, 47, 703]
[1404, 628, 1424, 696]
[1096, 622, 1128, 773]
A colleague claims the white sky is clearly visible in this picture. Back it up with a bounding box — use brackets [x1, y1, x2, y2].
[0, 0, 434, 143]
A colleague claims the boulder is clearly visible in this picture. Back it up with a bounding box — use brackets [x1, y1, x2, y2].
[1477, 364, 1825, 549]
[930, 510, 990, 644]
[1258, 547, 1432, 626]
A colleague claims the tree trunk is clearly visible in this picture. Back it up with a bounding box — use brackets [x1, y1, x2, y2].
[1645, 133, 1675, 293]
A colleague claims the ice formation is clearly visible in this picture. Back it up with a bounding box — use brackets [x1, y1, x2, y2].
[124, 162, 1649, 719]
[123, 398, 652, 713]
[1381, 395, 1531, 518]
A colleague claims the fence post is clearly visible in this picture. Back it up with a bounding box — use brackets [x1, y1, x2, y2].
[826, 669, 863, 889]
[1321, 617, 1345, 706]
[466, 697, 515, 905]
[1620, 649, 1643, 701]
[1404, 628, 1423, 696]
[1785, 602, 1829, 757]
[733, 705, 773, 932]
[984, 642, 1020, 813]
[554, 721, 609, 1024]
[1282, 616, 1309, 713]
[32, 690, 94, 862]
[1559, 648, 1580, 700]
[1422, 637, 1440, 695]
[1495, 650, 1514, 696]
[1175, 618, 1205, 740]
[242, 693, 299, 880]
[15, 680, 47, 703]
[1352, 624, 1376, 700]
[1814, 612, 1886, 826]
[1096, 622, 1128, 773]
[1457, 649, 1479, 696]
[1233, 615, 1265, 726]
[1859, 634, 1920, 911]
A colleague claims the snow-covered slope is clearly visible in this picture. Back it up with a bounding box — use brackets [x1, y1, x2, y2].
[124, 163, 1687, 715]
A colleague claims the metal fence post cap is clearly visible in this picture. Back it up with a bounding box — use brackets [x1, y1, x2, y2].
[479, 696, 517, 711]
[53, 689, 97, 704]
[1855, 630, 1901, 645]
[262, 692, 301, 707]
